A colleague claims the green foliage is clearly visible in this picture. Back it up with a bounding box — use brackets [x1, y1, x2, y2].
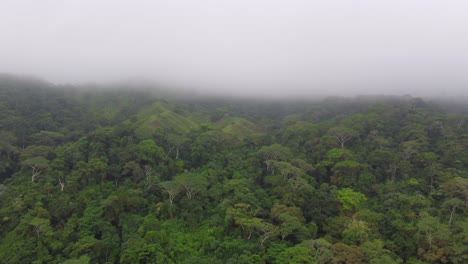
[336, 188, 367, 212]
[62, 255, 91, 264]
[0, 78, 467, 262]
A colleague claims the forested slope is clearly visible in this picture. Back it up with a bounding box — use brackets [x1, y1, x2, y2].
[0, 76, 467, 263]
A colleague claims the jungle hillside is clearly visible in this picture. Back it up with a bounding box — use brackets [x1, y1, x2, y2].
[0, 75, 467, 264]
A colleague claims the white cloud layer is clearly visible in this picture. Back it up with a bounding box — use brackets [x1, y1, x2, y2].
[1, 0, 467, 97]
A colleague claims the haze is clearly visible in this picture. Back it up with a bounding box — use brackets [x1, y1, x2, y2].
[1, 0, 468, 98]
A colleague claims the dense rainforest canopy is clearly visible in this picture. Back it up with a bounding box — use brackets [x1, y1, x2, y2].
[0, 75, 467, 263]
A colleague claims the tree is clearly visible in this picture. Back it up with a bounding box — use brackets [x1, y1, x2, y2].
[257, 144, 292, 162]
[417, 151, 439, 191]
[274, 243, 314, 263]
[342, 219, 371, 245]
[143, 165, 158, 190]
[22, 157, 49, 182]
[159, 180, 181, 208]
[253, 219, 278, 246]
[62, 255, 91, 264]
[0, 131, 18, 159]
[87, 157, 108, 183]
[331, 160, 365, 187]
[400, 140, 421, 161]
[20, 145, 52, 182]
[136, 139, 163, 164]
[122, 161, 144, 181]
[329, 126, 358, 148]
[29, 217, 53, 239]
[163, 133, 190, 160]
[447, 219, 468, 264]
[58, 178, 65, 192]
[307, 239, 334, 264]
[337, 188, 367, 212]
[361, 239, 403, 264]
[225, 203, 257, 240]
[417, 214, 450, 259]
[276, 213, 308, 241]
[270, 203, 308, 240]
[174, 172, 208, 200]
[257, 144, 292, 175]
[442, 198, 463, 226]
[30, 130, 65, 146]
[275, 238, 333, 264]
[332, 242, 364, 264]
[443, 177, 468, 208]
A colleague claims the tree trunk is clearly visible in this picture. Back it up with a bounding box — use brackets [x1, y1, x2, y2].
[449, 207, 455, 226]
[58, 179, 65, 192]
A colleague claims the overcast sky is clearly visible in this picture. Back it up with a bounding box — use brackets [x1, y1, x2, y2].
[1, 0, 467, 98]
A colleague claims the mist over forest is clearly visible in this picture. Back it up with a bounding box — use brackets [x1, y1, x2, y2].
[2, 1, 468, 99]
[0, 74, 467, 263]
[1, 0, 468, 263]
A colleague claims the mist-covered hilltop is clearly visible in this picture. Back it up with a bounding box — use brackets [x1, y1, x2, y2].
[0, 76, 467, 263]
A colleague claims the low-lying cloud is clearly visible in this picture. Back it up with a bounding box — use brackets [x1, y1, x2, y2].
[1, 0, 467, 98]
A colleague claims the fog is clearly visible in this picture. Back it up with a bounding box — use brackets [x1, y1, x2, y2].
[1, 0, 468, 98]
